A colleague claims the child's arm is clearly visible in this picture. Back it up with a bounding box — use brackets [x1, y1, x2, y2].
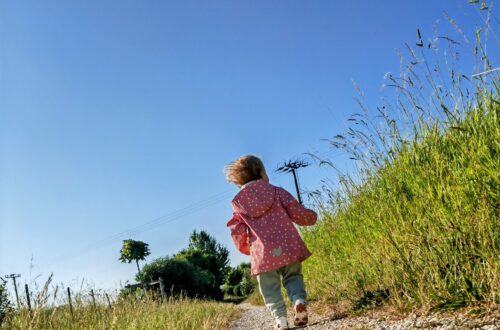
[226, 213, 250, 255]
[279, 188, 317, 226]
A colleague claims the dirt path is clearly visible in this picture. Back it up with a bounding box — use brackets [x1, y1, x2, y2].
[229, 303, 499, 330]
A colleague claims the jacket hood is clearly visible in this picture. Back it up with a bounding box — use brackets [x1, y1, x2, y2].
[232, 179, 276, 218]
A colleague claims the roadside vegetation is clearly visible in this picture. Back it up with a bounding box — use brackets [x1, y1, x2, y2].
[1, 231, 249, 330]
[302, 5, 499, 312]
[1, 231, 252, 329]
[1, 293, 239, 330]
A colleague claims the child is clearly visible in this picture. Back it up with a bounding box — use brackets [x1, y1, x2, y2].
[225, 155, 317, 330]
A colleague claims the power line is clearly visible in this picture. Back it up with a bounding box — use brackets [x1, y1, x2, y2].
[38, 151, 348, 268]
[471, 67, 500, 78]
[41, 190, 234, 268]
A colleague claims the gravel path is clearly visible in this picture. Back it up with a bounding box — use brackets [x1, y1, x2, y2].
[229, 303, 499, 330]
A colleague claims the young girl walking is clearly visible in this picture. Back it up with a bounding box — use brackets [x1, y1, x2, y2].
[225, 155, 317, 329]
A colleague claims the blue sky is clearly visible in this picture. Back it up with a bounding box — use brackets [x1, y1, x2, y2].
[0, 1, 494, 291]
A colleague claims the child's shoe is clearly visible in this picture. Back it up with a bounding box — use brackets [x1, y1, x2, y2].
[275, 316, 289, 329]
[294, 300, 308, 326]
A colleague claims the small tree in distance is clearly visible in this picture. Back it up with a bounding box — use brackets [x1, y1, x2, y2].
[0, 277, 11, 326]
[119, 239, 151, 275]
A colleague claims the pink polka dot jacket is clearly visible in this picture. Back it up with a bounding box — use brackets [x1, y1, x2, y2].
[227, 179, 317, 276]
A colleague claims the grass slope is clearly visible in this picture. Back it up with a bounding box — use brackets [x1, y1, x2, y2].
[302, 92, 499, 310]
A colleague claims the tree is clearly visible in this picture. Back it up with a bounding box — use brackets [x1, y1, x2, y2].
[187, 230, 230, 280]
[119, 239, 151, 275]
[175, 230, 230, 300]
[0, 278, 11, 326]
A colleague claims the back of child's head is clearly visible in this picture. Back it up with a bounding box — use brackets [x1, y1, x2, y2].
[225, 155, 267, 187]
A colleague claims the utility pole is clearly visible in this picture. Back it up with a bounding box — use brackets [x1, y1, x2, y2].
[5, 274, 21, 308]
[276, 159, 310, 205]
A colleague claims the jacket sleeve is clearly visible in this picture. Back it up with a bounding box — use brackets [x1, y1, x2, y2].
[226, 213, 250, 255]
[279, 188, 317, 226]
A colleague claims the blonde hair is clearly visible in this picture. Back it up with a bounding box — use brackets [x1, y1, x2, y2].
[225, 155, 267, 186]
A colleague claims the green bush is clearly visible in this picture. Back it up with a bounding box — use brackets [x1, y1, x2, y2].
[135, 230, 230, 300]
[0, 279, 11, 326]
[136, 257, 215, 298]
[239, 276, 255, 296]
[222, 262, 255, 297]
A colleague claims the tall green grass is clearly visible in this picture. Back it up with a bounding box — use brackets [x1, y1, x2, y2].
[4, 298, 239, 330]
[2, 277, 239, 329]
[303, 11, 499, 310]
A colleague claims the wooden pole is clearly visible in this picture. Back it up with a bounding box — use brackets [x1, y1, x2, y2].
[67, 287, 74, 318]
[90, 289, 96, 309]
[24, 284, 32, 313]
[105, 293, 112, 309]
[143, 283, 148, 300]
[159, 278, 166, 302]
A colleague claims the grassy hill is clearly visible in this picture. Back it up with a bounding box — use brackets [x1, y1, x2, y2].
[303, 81, 499, 311]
